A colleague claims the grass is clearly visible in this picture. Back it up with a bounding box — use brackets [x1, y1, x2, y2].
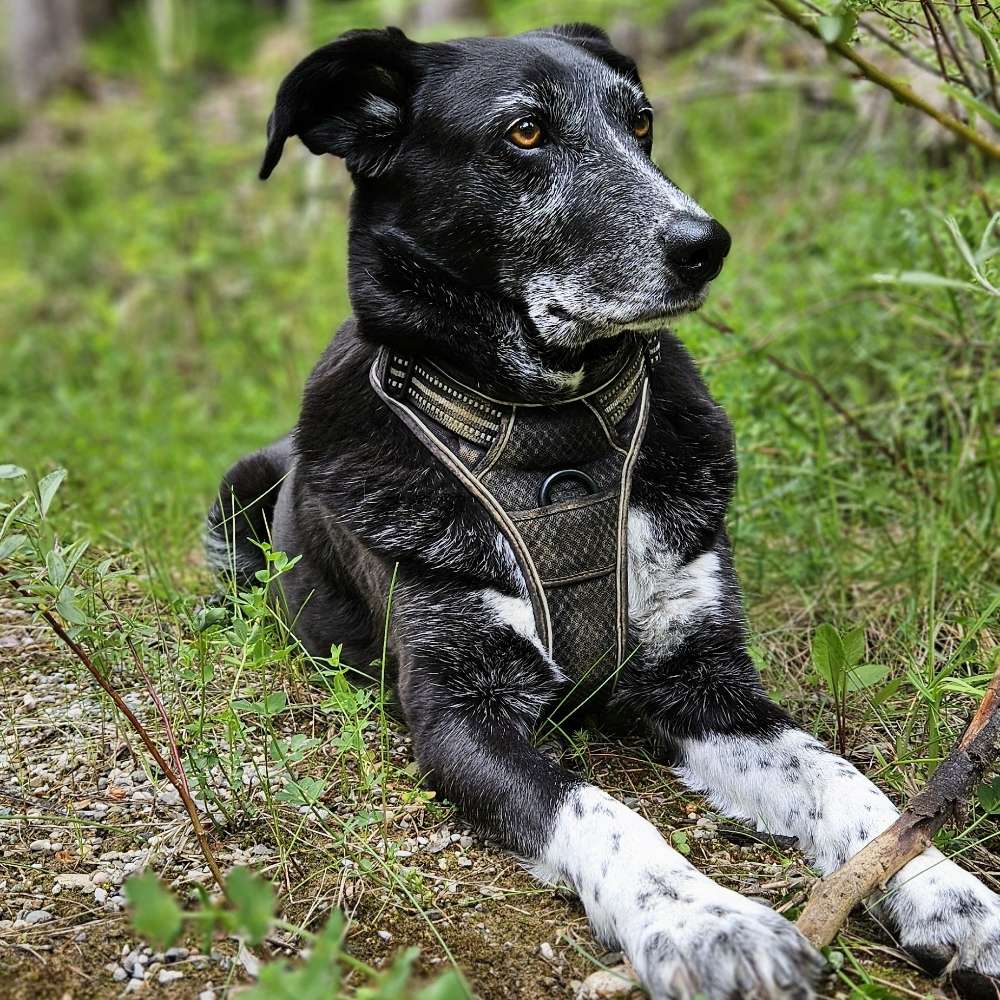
[1, 5, 998, 999]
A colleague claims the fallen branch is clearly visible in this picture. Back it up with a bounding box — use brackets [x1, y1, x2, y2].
[1, 563, 228, 898]
[796, 662, 1000, 948]
[763, 0, 1000, 161]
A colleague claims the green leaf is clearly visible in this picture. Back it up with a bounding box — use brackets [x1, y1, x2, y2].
[46, 549, 67, 589]
[812, 624, 846, 689]
[232, 691, 287, 718]
[276, 777, 327, 807]
[56, 587, 90, 625]
[842, 627, 865, 667]
[869, 270, 979, 292]
[124, 872, 184, 949]
[845, 663, 890, 692]
[871, 676, 903, 707]
[966, 15, 1000, 72]
[940, 83, 1000, 131]
[35, 469, 67, 518]
[0, 464, 27, 480]
[670, 829, 691, 856]
[0, 534, 26, 559]
[240, 913, 344, 1000]
[225, 867, 275, 946]
[194, 606, 229, 632]
[817, 11, 855, 45]
[978, 777, 1000, 814]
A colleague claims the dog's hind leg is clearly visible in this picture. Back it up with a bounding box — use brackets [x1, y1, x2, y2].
[205, 435, 293, 587]
[396, 581, 821, 1000]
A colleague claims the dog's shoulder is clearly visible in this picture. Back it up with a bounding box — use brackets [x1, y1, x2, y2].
[295, 320, 415, 467]
[633, 331, 738, 525]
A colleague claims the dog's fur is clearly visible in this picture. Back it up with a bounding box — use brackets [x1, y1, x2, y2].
[207, 25, 1000, 999]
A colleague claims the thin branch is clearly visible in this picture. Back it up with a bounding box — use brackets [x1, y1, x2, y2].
[859, 16, 964, 83]
[0, 565, 227, 898]
[764, 0, 1000, 160]
[796, 663, 1000, 948]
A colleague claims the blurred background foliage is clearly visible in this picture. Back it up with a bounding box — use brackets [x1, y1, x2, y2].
[0, 0, 996, 686]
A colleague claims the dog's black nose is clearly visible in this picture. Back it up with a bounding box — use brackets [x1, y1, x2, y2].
[664, 215, 731, 286]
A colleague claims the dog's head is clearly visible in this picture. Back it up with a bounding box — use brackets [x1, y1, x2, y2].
[262, 25, 729, 381]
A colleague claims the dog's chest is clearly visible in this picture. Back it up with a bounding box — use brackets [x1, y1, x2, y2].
[371, 346, 654, 695]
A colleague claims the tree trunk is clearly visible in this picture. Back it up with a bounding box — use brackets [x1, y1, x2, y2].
[412, 0, 487, 31]
[8, 0, 85, 105]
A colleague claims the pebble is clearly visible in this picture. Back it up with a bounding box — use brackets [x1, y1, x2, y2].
[539, 942, 556, 962]
[377, 929, 392, 942]
[23, 909, 53, 924]
[199, 992, 216, 1000]
[28, 839, 51, 852]
[113, 966, 128, 982]
[56, 873, 95, 890]
[157, 970, 184, 984]
[94, 887, 108, 905]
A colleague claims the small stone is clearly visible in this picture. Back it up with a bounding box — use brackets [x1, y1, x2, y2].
[576, 963, 642, 999]
[157, 970, 184, 984]
[113, 967, 128, 982]
[377, 930, 392, 942]
[24, 910, 52, 924]
[91, 871, 111, 884]
[28, 839, 51, 852]
[94, 887, 108, 905]
[539, 942, 556, 962]
[123, 980, 144, 994]
[57, 873, 95, 890]
[198, 992, 216, 1000]
[22, 693, 36, 710]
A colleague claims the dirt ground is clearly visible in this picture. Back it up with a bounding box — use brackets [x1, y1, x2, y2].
[0, 599, 986, 1000]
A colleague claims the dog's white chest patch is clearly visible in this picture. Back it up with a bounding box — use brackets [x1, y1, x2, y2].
[627, 508, 724, 655]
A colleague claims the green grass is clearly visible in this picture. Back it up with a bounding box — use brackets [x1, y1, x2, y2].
[1, 5, 998, 998]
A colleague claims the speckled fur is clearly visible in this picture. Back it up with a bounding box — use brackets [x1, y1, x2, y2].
[206, 23, 999, 1000]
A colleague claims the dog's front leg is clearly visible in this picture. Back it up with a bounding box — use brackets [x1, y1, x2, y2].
[395, 582, 821, 1000]
[675, 726, 1000, 989]
[622, 519, 1000, 991]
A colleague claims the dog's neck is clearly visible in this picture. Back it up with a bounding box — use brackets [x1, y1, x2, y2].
[350, 229, 643, 403]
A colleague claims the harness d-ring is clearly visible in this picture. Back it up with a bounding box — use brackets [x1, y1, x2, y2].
[537, 469, 598, 507]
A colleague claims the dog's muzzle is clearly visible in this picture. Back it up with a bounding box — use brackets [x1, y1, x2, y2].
[370, 337, 660, 703]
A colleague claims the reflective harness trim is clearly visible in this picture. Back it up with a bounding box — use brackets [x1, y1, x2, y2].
[370, 341, 657, 697]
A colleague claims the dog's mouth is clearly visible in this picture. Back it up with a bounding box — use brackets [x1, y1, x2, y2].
[541, 287, 708, 346]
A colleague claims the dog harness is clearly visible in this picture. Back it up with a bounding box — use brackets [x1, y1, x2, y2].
[370, 338, 658, 700]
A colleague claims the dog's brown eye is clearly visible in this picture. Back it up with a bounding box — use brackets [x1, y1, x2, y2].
[508, 119, 544, 149]
[632, 109, 652, 140]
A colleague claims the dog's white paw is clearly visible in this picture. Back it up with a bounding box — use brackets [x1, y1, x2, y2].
[879, 850, 1000, 996]
[627, 883, 823, 1000]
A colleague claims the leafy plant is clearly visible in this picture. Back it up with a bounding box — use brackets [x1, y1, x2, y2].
[124, 868, 471, 999]
[811, 624, 891, 751]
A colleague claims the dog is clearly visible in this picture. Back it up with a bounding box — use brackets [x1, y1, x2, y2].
[206, 25, 1000, 999]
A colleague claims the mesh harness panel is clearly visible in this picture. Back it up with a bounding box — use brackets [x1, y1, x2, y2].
[370, 340, 658, 701]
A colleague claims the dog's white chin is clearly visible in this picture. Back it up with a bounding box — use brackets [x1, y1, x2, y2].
[532, 290, 708, 350]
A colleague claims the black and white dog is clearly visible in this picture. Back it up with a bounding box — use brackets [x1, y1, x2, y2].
[207, 25, 1000, 999]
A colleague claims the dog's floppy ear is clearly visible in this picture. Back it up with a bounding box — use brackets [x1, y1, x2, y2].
[546, 23, 641, 85]
[260, 27, 422, 180]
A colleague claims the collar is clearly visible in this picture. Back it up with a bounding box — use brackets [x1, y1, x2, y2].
[380, 336, 660, 448]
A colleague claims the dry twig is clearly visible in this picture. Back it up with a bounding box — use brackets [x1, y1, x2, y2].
[796, 663, 1000, 948]
[0, 563, 228, 897]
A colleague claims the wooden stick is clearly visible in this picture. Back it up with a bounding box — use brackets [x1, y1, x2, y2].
[1, 563, 229, 898]
[796, 664, 1000, 948]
